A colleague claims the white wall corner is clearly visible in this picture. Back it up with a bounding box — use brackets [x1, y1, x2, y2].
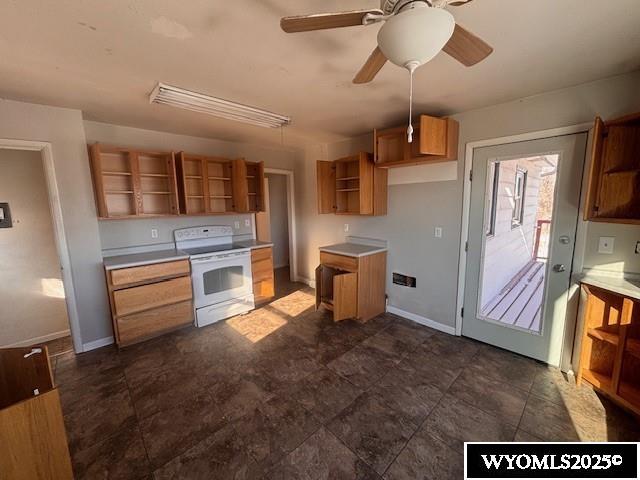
[82, 335, 114, 352]
[386, 305, 456, 335]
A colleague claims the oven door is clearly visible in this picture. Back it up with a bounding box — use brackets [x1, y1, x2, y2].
[191, 250, 252, 309]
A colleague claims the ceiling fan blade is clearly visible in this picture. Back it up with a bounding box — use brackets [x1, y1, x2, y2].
[280, 9, 383, 33]
[353, 46, 387, 84]
[442, 23, 493, 66]
[448, 0, 474, 6]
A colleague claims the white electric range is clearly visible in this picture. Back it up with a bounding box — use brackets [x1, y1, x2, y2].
[175, 226, 254, 327]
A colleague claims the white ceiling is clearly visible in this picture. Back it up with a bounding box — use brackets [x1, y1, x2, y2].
[1, 0, 639, 147]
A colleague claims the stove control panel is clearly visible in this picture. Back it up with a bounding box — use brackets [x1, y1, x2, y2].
[174, 225, 233, 241]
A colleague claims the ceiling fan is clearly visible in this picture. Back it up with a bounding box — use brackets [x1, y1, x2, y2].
[281, 0, 493, 142]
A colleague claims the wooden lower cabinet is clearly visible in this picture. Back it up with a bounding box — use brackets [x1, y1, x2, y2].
[251, 246, 275, 304]
[0, 347, 73, 479]
[315, 251, 386, 322]
[106, 259, 194, 346]
[576, 284, 640, 416]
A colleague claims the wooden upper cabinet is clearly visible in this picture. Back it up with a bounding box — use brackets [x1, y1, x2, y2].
[175, 152, 235, 215]
[317, 152, 387, 216]
[232, 159, 265, 213]
[374, 114, 459, 167]
[584, 113, 640, 224]
[89, 143, 179, 219]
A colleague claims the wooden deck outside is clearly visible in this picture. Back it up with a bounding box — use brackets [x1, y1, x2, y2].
[481, 260, 545, 332]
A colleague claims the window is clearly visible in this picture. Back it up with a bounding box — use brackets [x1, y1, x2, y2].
[486, 162, 500, 236]
[512, 168, 527, 228]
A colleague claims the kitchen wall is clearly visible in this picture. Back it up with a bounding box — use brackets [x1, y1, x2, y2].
[0, 99, 111, 349]
[85, 121, 299, 253]
[295, 70, 640, 330]
[0, 149, 70, 346]
[266, 173, 290, 268]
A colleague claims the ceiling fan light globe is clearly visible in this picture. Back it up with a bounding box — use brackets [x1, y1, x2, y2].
[377, 5, 455, 69]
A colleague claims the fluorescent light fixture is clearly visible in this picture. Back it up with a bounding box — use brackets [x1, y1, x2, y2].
[149, 83, 291, 129]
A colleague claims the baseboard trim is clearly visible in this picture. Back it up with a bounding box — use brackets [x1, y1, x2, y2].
[296, 276, 316, 289]
[386, 305, 456, 335]
[2, 329, 71, 348]
[82, 336, 114, 352]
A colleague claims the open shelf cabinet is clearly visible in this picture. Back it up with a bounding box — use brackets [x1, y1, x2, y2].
[231, 159, 265, 213]
[175, 152, 235, 215]
[317, 152, 387, 216]
[584, 112, 640, 224]
[577, 284, 640, 416]
[89, 144, 179, 219]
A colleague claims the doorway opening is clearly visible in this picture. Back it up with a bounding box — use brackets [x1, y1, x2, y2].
[479, 154, 559, 334]
[256, 168, 299, 299]
[0, 148, 75, 358]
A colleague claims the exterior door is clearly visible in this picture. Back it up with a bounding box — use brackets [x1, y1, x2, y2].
[462, 133, 587, 366]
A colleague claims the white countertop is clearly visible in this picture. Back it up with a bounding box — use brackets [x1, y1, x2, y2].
[576, 273, 640, 301]
[233, 240, 274, 250]
[103, 240, 273, 270]
[319, 242, 387, 258]
[103, 249, 189, 270]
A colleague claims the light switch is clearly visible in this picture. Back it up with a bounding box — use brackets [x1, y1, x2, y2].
[434, 227, 443, 238]
[151, 228, 158, 239]
[598, 236, 615, 254]
[344, 223, 349, 233]
[234, 221, 240, 229]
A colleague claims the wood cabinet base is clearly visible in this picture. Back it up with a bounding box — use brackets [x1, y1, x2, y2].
[316, 251, 386, 322]
[252, 247, 275, 304]
[106, 259, 194, 347]
[576, 284, 640, 417]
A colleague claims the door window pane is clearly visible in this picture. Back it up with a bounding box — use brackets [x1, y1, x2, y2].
[203, 265, 244, 295]
[479, 155, 558, 334]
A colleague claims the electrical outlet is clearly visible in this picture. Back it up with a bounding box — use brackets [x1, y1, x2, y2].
[434, 227, 443, 238]
[344, 223, 349, 233]
[151, 228, 158, 239]
[598, 236, 615, 254]
[245, 218, 251, 227]
[234, 221, 240, 229]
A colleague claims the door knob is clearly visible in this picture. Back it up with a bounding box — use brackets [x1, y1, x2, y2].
[553, 264, 566, 273]
[559, 235, 571, 245]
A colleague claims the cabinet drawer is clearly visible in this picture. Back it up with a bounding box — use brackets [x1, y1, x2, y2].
[113, 276, 192, 317]
[110, 260, 190, 287]
[253, 279, 275, 303]
[252, 259, 274, 283]
[251, 247, 272, 262]
[320, 252, 358, 272]
[117, 300, 193, 346]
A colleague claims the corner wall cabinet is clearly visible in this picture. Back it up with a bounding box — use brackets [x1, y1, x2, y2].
[233, 159, 266, 213]
[0, 346, 73, 479]
[317, 152, 388, 216]
[374, 114, 459, 167]
[89, 143, 180, 219]
[576, 284, 640, 416]
[584, 113, 640, 224]
[315, 251, 386, 322]
[105, 259, 193, 346]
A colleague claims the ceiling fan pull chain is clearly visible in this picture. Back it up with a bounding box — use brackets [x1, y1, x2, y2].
[407, 62, 417, 143]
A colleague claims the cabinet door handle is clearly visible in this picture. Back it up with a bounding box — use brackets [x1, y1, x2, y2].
[23, 348, 43, 358]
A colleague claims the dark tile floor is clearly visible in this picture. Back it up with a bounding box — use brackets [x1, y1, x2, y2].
[53, 273, 640, 479]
